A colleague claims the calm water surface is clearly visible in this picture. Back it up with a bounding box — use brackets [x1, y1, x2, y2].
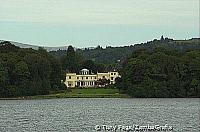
[0, 98, 199, 132]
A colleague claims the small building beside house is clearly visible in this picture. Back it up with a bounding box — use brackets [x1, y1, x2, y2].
[64, 68, 120, 88]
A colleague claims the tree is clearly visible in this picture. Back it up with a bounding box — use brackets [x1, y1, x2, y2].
[0, 42, 63, 97]
[117, 48, 200, 98]
[61, 45, 80, 73]
[160, 35, 164, 42]
[96, 78, 110, 86]
[12, 61, 30, 96]
[0, 63, 9, 97]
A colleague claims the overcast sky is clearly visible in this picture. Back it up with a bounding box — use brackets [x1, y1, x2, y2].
[0, 0, 199, 47]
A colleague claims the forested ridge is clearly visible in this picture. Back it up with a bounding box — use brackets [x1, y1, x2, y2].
[0, 37, 200, 98]
[51, 37, 200, 65]
[0, 41, 63, 97]
[0, 42, 106, 98]
[50, 37, 200, 98]
[116, 48, 200, 97]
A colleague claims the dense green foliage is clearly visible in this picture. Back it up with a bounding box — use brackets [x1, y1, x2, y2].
[0, 41, 63, 97]
[60, 45, 106, 74]
[51, 37, 200, 71]
[77, 38, 200, 65]
[61, 45, 81, 73]
[1, 37, 199, 98]
[116, 48, 200, 97]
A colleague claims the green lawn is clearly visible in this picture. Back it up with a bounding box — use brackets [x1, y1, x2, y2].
[29, 88, 129, 99]
[69, 88, 120, 94]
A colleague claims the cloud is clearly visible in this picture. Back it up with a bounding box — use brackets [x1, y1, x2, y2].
[0, 0, 198, 26]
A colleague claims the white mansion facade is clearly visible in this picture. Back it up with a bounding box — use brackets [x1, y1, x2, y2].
[64, 69, 120, 88]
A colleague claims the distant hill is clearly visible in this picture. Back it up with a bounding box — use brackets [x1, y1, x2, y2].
[1, 37, 200, 64]
[134, 38, 200, 52]
[0, 40, 68, 51]
[76, 37, 200, 64]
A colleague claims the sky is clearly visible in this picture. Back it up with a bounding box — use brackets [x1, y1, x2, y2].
[0, 0, 199, 48]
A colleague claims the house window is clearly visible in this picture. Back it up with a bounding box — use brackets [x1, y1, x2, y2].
[77, 77, 79, 79]
[103, 76, 105, 78]
[86, 77, 88, 79]
[111, 77, 114, 80]
[111, 73, 113, 75]
[69, 76, 71, 79]
[94, 77, 97, 79]
[114, 73, 116, 75]
[82, 77, 84, 80]
[91, 77, 93, 79]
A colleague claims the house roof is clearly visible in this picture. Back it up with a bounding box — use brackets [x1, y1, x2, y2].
[81, 68, 89, 71]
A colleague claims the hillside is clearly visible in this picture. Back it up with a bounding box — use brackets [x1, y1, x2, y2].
[51, 37, 200, 64]
[0, 40, 68, 51]
[1, 37, 200, 65]
[0, 41, 64, 98]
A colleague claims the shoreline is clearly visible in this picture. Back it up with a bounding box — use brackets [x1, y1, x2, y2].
[0, 94, 130, 100]
[0, 88, 130, 100]
[1, 96, 199, 100]
[1, 88, 199, 100]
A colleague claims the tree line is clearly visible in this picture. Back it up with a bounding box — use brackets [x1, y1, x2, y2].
[1, 38, 200, 98]
[0, 41, 64, 97]
[116, 48, 200, 97]
[51, 37, 200, 73]
[75, 37, 200, 65]
[59, 45, 113, 74]
[0, 42, 109, 97]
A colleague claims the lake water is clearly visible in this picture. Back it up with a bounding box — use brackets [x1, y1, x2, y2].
[0, 98, 199, 132]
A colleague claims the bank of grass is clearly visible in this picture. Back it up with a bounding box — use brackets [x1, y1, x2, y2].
[28, 88, 129, 99]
